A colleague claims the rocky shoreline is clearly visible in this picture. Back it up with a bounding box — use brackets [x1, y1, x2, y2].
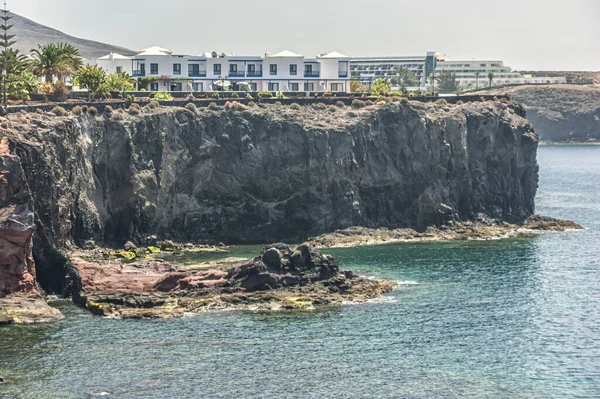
[308, 214, 585, 248]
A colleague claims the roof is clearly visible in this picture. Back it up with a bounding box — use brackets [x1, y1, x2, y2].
[97, 52, 131, 60]
[318, 51, 349, 59]
[269, 50, 303, 58]
[137, 46, 172, 56]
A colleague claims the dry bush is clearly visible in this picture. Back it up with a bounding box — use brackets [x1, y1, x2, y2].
[51, 106, 68, 116]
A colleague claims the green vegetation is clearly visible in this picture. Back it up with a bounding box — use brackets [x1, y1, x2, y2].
[105, 72, 135, 93]
[370, 78, 391, 96]
[231, 92, 239, 98]
[184, 102, 197, 112]
[323, 90, 333, 97]
[30, 42, 82, 83]
[149, 92, 173, 101]
[395, 67, 417, 89]
[258, 91, 273, 98]
[350, 78, 366, 93]
[76, 65, 107, 98]
[437, 71, 459, 93]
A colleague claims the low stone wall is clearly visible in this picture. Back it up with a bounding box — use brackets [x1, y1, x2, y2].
[4, 95, 509, 115]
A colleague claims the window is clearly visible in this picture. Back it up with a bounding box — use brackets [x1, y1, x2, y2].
[290, 64, 297, 75]
[150, 82, 159, 91]
[214, 64, 221, 74]
[116, 66, 122, 73]
[150, 63, 158, 74]
[230, 64, 237, 73]
[305, 64, 313, 73]
[248, 64, 255, 73]
[189, 64, 200, 75]
[270, 64, 277, 75]
[331, 83, 343, 92]
[268, 82, 279, 91]
[290, 83, 299, 91]
[192, 82, 203, 92]
[303, 82, 314, 91]
[250, 83, 257, 91]
[173, 63, 181, 75]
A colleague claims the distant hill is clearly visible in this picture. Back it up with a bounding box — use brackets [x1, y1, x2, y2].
[9, 12, 137, 60]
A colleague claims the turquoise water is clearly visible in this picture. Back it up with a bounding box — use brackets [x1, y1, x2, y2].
[1, 146, 599, 398]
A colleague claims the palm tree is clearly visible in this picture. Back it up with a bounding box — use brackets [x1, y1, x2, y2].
[475, 71, 480, 90]
[29, 42, 82, 83]
[0, 48, 28, 75]
[487, 72, 494, 88]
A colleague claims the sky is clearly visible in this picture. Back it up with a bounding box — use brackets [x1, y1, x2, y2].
[9, 0, 600, 71]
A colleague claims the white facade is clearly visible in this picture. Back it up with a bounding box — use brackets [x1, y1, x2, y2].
[350, 52, 567, 90]
[435, 60, 567, 89]
[96, 46, 351, 93]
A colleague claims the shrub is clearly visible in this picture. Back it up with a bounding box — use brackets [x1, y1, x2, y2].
[149, 92, 173, 101]
[352, 99, 366, 108]
[456, 100, 464, 105]
[88, 106, 98, 116]
[328, 105, 337, 113]
[290, 103, 301, 110]
[434, 99, 448, 106]
[274, 101, 282, 106]
[480, 96, 486, 102]
[52, 81, 70, 95]
[211, 92, 219, 98]
[185, 103, 197, 112]
[365, 100, 374, 106]
[336, 101, 345, 108]
[400, 98, 409, 104]
[140, 88, 147, 92]
[258, 91, 273, 98]
[81, 105, 88, 113]
[312, 102, 327, 110]
[104, 105, 113, 114]
[128, 107, 140, 115]
[248, 101, 256, 107]
[231, 92, 239, 99]
[348, 111, 358, 117]
[225, 101, 248, 111]
[323, 90, 333, 97]
[36, 108, 44, 114]
[129, 103, 141, 110]
[388, 91, 402, 97]
[376, 100, 386, 106]
[51, 106, 68, 116]
[112, 112, 125, 120]
[208, 102, 218, 110]
[72, 106, 82, 115]
[126, 94, 135, 102]
[147, 100, 160, 110]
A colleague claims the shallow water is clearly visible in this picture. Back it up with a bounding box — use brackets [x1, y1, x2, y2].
[1, 146, 599, 399]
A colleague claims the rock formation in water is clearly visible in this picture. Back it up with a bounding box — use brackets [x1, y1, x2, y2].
[0, 100, 538, 299]
[483, 85, 600, 143]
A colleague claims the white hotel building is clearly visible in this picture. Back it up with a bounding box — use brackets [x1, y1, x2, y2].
[97, 47, 351, 93]
[350, 52, 566, 90]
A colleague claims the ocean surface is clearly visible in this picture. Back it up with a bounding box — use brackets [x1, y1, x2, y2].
[1, 146, 599, 399]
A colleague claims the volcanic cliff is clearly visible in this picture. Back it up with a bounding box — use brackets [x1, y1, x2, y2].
[0, 100, 538, 299]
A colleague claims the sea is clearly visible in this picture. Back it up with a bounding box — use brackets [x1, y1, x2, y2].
[0, 145, 599, 399]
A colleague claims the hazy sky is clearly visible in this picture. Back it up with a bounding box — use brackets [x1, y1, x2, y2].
[9, 0, 600, 70]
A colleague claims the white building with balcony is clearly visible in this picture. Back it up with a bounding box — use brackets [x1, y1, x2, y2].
[96, 46, 351, 93]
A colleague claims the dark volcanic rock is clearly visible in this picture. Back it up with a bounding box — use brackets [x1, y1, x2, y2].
[228, 244, 339, 291]
[1, 101, 538, 296]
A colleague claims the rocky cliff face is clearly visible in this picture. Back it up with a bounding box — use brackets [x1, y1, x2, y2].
[485, 85, 600, 142]
[0, 100, 538, 294]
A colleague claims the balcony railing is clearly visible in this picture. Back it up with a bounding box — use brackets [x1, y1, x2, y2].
[247, 71, 263, 77]
[304, 71, 320, 78]
[338, 72, 348, 78]
[229, 71, 245, 78]
[132, 70, 145, 77]
[189, 71, 207, 77]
